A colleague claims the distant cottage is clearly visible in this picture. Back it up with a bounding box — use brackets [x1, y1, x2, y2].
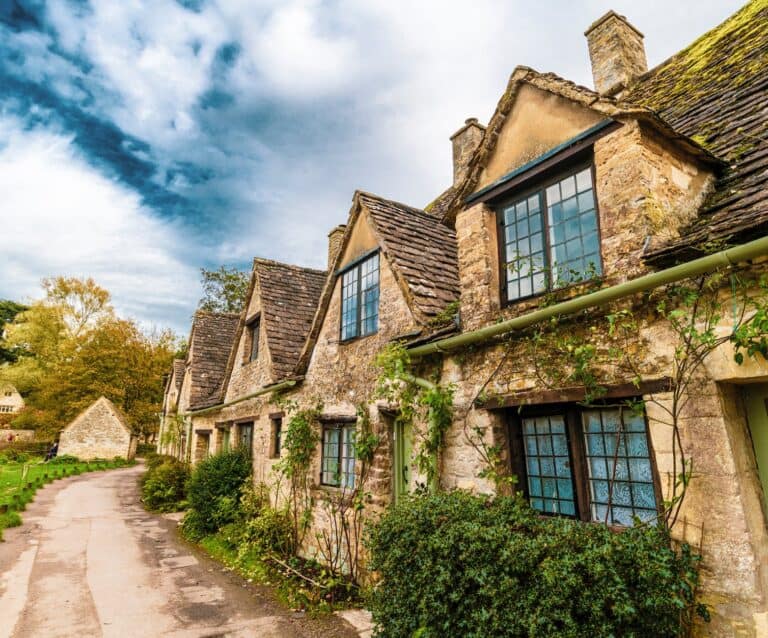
[0, 384, 25, 415]
[59, 397, 136, 460]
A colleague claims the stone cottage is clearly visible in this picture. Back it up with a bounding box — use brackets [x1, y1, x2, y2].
[0, 384, 25, 415]
[157, 358, 186, 457]
[164, 3, 768, 634]
[59, 396, 137, 460]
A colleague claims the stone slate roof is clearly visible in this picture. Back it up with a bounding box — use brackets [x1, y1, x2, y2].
[359, 191, 460, 319]
[188, 311, 240, 410]
[627, 0, 768, 261]
[63, 396, 131, 437]
[254, 259, 327, 380]
[172, 359, 185, 392]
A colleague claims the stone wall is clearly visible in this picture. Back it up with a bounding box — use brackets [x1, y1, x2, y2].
[0, 429, 35, 445]
[59, 398, 134, 460]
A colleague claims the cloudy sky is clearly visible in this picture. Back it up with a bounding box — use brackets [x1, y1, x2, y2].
[0, 0, 743, 334]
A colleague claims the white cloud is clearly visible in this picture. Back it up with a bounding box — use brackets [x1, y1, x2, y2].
[0, 116, 198, 333]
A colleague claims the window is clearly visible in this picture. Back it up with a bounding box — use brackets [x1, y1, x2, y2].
[499, 164, 601, 302]
[270, 416, 283, 459]
[509, 404, 658, 526]
[238, 422, 254, 455]
[0, 405, 12, 413]
[341, 252, 379, 341]
[247, 317, 260, 362]
[321, 422, 356, 488]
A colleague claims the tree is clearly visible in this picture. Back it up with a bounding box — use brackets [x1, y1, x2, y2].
[0, 277, 177, 441]
[0, 300, 28, 363]
[198, 266, 249, 313]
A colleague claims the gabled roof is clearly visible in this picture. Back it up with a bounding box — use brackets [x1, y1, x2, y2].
[438, 66, 719, 225]
[172, 359, 185, 391]
[626, 0, 768, 261]
[254, 259, 327, 380]
[187, 311, 240, 410]
[296, 190, 460, 374]
[63, 396, 131, 436]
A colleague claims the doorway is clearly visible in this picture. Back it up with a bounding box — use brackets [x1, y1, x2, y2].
[393, 419, 413, 504]
[743, 383, 768, 512]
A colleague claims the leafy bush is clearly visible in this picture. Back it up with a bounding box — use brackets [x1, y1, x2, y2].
[366, 491, 706, 638]
[47, 455, 80, 464]
[141, 457, 190, 512]
[182, 448, 251, 540]
[0, 450, 29, 463]
[136, 442, 156, 457]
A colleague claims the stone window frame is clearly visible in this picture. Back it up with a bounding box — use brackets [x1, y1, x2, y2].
[507, 400, 662, 527]
[339, 250, 380, 342]
[319, 417, 357, 489]
[493, 152, 605, 306]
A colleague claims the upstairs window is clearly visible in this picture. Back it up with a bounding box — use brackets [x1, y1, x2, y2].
[499, 164, 601, 302]
[321, 422, 356, 488]
[340, 252, 379, 341]
[509, 404, 658, 526]
[247, 317, 260, 362]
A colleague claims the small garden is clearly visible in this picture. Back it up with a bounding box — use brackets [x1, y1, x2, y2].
[0, 444, 134, 539]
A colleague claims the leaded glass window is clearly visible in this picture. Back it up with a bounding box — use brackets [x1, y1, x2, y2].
[521, 415, 576, 516]
[321, 423, 356, 488]
[341, 253, 379, 341]
[511, 404, 658, 526]
[500, 165, 601, 302]
[582, 408, 657, 525]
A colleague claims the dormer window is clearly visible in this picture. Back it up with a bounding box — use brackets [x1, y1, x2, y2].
[340, 252, 379, 341]
[498, 163, 601, 303]
[248, 316, 260, 362]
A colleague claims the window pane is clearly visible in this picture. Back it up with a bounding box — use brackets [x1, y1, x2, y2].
[582, 408, 657, 526]
[576, 168, 592, 193]
[341, 254, 379, 340]
[521, 415, 576, 516]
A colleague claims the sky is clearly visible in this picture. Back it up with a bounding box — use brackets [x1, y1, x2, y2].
[0, 0, 744, 334]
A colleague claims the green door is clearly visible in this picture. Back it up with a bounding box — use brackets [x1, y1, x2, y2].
[743, 383, 768, 513]
[393, 420, 413, 504]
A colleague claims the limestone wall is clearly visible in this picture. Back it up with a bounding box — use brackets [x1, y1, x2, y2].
[59, 399, 134, 460]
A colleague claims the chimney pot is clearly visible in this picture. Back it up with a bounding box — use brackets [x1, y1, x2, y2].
[327, 225, 346, 268]
[585, 11, 647, 96]
[450, 117, 485, 186]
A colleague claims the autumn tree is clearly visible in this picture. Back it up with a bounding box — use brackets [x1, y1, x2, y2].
[0, 300, 28, 363]
[198, 266, 249, 313]
[0, 277, 177, 441]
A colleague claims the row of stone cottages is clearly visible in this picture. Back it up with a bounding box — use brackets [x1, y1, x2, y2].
[159, 4, 768, 635]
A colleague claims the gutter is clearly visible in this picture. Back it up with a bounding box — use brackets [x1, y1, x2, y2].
[183, 379, 298, 417]
[407, 234, 768, 358]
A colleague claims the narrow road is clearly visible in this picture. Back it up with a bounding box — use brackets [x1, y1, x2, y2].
[0, 464, 359, 638]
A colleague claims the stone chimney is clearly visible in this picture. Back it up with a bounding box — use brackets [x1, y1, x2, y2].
[328, 225, 346, 268]
[450, 117, 485, 185]
[585, 11, 647, 96]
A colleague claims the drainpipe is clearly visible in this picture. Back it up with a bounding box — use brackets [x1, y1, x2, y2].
[408, 235, 768, 358]
[181, 379, 297, 418]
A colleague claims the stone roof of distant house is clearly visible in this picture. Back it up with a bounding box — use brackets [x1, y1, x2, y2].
[254, 259, 327, 380]
[172, 359, 185, 392]
[63, 396, 131, 436]
[626, 0, 768, 262]
[188, 311, 240, 410]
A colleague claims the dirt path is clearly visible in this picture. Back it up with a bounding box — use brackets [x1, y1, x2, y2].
[0, 464, 359, 637]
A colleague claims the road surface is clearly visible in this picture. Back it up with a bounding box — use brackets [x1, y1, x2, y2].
[0, 464, 360, 638]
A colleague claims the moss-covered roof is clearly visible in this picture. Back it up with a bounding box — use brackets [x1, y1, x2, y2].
[627, 0, 768, 261]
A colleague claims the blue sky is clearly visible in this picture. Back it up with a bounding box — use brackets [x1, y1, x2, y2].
[0, 0, 743, 334]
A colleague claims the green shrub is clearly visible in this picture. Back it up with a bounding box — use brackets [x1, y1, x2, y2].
[47, 455, 80, 464]
[182, 449, 251, 540]
[366, 491, 706, 638]
[0, 450, 29, 463]
[136, 442, 156, 456]
[141, 458, 190, 512]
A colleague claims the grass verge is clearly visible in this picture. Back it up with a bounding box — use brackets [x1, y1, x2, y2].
[0, 456, 135, 539]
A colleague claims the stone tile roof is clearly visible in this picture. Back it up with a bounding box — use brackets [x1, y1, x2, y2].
[188, 311, 240, 410]
[63, 396, 132, 437]
[358, 191, 460, 320]
[254, 259, 327, 380]
[627, 0, 768, 261]
[172, 359, 185, 392]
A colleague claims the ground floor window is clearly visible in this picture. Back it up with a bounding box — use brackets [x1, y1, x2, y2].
[321, 422, 356, 488]
[509, 403, 659, 526]
[238, 422, 253, 455]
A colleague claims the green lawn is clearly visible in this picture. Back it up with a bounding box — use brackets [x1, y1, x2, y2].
[0, 456, 133, 538]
